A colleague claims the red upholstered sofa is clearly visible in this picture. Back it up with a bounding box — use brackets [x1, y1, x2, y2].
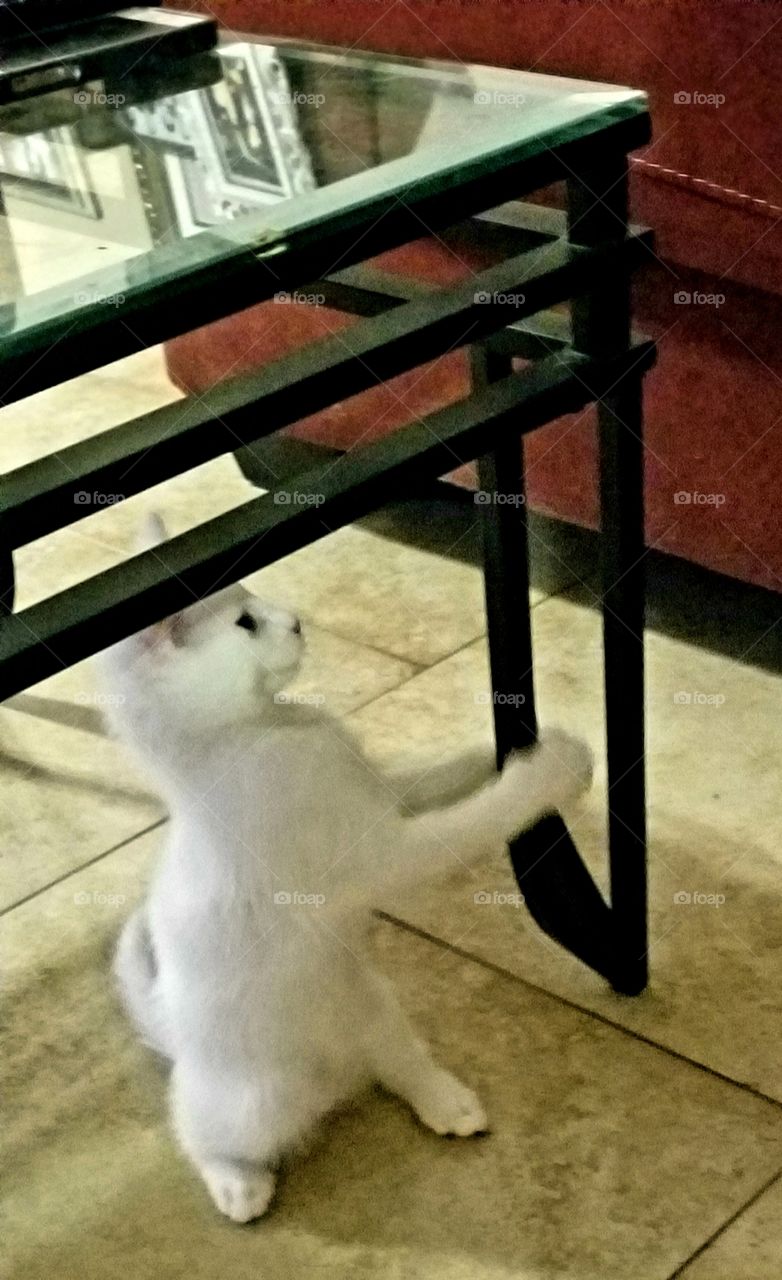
[164, 2, 782, 592]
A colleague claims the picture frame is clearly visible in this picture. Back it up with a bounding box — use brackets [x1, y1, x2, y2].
[125, 41, 316, 236]
[0, 127, 102, 219]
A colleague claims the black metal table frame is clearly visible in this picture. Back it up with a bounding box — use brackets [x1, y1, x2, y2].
[0, 111, 654, 995]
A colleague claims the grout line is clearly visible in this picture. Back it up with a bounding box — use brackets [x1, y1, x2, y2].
[308, 624, 432, 670]
[311, 568, 574, 678]
[346, 626, 496, 716]
[344, 664, 430, 719]
[666, 1167, 782, 1278]
[310, 619, 487, 670]
[0, 818, 168, 919]
[376, 912, 782, 1113]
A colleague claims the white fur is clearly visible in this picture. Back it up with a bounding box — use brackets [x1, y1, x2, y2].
[104, 517, 593, 1222]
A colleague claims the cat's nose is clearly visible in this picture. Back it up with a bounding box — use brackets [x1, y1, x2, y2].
[291, 618, 302, 635]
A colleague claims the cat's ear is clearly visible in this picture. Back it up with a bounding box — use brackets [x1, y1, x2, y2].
[133, 512, 185, 651]
[135, 511, 168, 554]
[137, 610, 187, 653]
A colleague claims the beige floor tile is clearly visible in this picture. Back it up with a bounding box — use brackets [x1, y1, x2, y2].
[4, 829, 782, 1280]
[349, 594, 782, 1100]
[678, 1176, 782, 1278]
[243, 526, 492, 665]
[0, 677, 161, 913]
[0, 619, 415, 909]
[0, 346, 181, 473]
[284, 624, 417, 716]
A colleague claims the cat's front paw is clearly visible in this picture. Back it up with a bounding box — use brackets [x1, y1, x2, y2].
[201, 1161, 276, 1224]
[531, 728, 594, 810]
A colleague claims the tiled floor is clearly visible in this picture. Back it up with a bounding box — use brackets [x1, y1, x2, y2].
[3, 350, 782, 1279]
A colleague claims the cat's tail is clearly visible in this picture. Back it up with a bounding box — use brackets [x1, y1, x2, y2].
[114, 907, 173, 1059]
[375, 729, 593, 899]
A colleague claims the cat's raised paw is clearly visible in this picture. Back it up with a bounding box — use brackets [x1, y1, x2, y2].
[202, 1161, 276, 1223]
[414, 1071, 488, 1138]
[532, 727, 594, 809]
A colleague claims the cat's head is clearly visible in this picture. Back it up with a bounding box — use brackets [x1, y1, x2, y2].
[102, 514, 304, 735]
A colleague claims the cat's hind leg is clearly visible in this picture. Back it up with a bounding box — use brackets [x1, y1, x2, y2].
[114, 906, 172, 1058]
[170, 1062, 292, 1223]
[364, 971, 487, 1137]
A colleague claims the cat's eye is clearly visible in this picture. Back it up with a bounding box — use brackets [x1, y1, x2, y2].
[236, 612, 259, 634]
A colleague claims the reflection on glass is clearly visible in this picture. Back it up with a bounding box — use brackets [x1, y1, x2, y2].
[0, 34, 644, 334]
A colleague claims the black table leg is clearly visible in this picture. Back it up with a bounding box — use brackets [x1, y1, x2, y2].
[598, 383, 647, 994]
[567, 151, 648, 995]
[473, 345, 619, 983]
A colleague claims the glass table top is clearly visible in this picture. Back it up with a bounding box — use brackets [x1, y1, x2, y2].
[0, 31, 646, 364]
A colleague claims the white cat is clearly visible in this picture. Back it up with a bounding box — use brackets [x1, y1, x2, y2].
[104, 515, 593, 1223]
